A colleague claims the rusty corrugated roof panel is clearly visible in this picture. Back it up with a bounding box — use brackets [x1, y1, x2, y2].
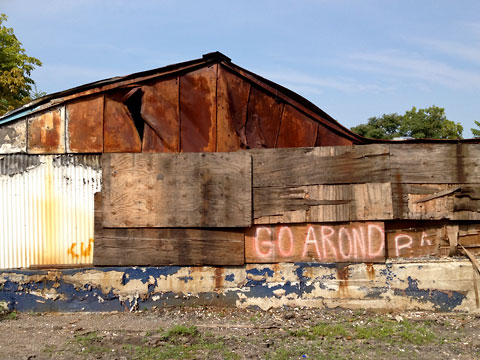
[0, 52, 367, 144]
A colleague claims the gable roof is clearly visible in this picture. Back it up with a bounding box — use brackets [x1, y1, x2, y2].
[0, 51, 364, 144]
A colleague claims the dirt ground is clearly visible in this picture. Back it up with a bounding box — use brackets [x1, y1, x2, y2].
[1, 307, 479, 360]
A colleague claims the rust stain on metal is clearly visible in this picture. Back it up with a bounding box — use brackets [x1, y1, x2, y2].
[27, 108, 65, 154]
[337, 264, 350, 298]
[104, 95, 141, 152]
[214, 267, 224, 290]
[276, 105, 317, 148]
[245, 87, 282, 148]
[216, 67, 250, 151]
[365, 263, 375, 281]
[66, 95, 103, 153]
[180, 65, 217, 152]
[141, 78, 179, 153]
[315, 123, 354, 147]
[0, 119, 26, 153]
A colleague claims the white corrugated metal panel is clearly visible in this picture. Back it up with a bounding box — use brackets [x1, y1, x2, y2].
[0, 154, 101, 269]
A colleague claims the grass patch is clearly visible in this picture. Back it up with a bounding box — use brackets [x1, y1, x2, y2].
[74, 331, 110, 354]
[289, 318, 436, 345]
[122, 325, 239, 360]
[290, 322, 349, 340]
[160, 325, 198, 340]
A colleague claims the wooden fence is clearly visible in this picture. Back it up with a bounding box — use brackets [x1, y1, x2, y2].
[93, 143, 480, 266]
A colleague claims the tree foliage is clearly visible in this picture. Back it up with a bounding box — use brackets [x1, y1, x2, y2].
[0, 14, 42, 115]
[471, 121, 480, 138]
[351, 106, 463, 140]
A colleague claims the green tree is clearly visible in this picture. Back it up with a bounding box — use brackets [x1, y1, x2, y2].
[350, 113, 402, 139]
[0, 14, 42, 115]
[351, 106, 463, 139]
[471, 121, 480, 138]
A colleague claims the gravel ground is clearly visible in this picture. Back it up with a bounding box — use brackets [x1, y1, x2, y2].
[1, 307, 479, 359]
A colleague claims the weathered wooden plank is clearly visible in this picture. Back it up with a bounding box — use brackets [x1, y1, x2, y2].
[0, 119, 26, 154]
[93, 192, 103, 249]
[141, 78, 179, 152]
[253, 183, 393, 224]
[180, 65, 217, 152]
[104, 95, 141, 152]
[385, 221, 480, 259]
[93, 228, 245, 266]
[386, 221, 443, 259]
[245, 222, 385, 263]
[27, 107, 65, 154]
[102, 152, 251, 228]
[390, 144, 480, 184]
[392, 183, 480, 220]
[276, 105, 317, 148]
[216, 67, 250, 152]
[251, 144, 390, 188]
[66, 95, 104, 153]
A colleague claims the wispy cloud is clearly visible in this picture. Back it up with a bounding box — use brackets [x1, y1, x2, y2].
[256, 69, 387, 94]
[411, 37, 480, 65]
[348, 50, 480, 89]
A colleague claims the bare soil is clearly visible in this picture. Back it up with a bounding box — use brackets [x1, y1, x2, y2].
[1, 307, 479, 359]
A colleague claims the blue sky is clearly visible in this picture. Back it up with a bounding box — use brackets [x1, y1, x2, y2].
[3, 0, 480, 137]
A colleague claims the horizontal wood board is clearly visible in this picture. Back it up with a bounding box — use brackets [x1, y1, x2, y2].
[245, 222, 385, 263]
[94, 228, 245, 266]
[390, 144, 480, 184]
[253, 183, 393, 224]
[93, 192, 245, 266]
[102, 152, 251, 228]
[251, 144, 391, 188]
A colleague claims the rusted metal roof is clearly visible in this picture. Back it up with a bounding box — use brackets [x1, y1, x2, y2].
[0, 52, 365, 145]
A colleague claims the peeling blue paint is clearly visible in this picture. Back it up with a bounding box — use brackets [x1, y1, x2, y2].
[246, 267, 274, 277]
[393, 276, 466, 311]
[0, 263, 473, 313]
[178, 276, 193, 283]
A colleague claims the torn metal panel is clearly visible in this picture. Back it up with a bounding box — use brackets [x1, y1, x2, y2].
[0, 119, 26, 154]
[0, 155, 101, 269]
[180, 65, 217, 152]
[27, 107, 65, 154]
[0, 260, 475, 313]
[66, 95, 104, 153]
[103, 94, 141, 153]
[141, 78, 179, 152]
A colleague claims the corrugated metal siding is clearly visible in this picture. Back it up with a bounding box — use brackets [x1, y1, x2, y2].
[0, 155, 101, 269]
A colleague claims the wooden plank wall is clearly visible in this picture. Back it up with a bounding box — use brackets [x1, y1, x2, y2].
[94, 144, 480, 266]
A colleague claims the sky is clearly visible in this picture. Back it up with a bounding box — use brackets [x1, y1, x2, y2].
[2, 0, 480, 137]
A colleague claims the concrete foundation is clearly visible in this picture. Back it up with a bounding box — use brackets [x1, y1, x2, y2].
[0, 259, 478, 313]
